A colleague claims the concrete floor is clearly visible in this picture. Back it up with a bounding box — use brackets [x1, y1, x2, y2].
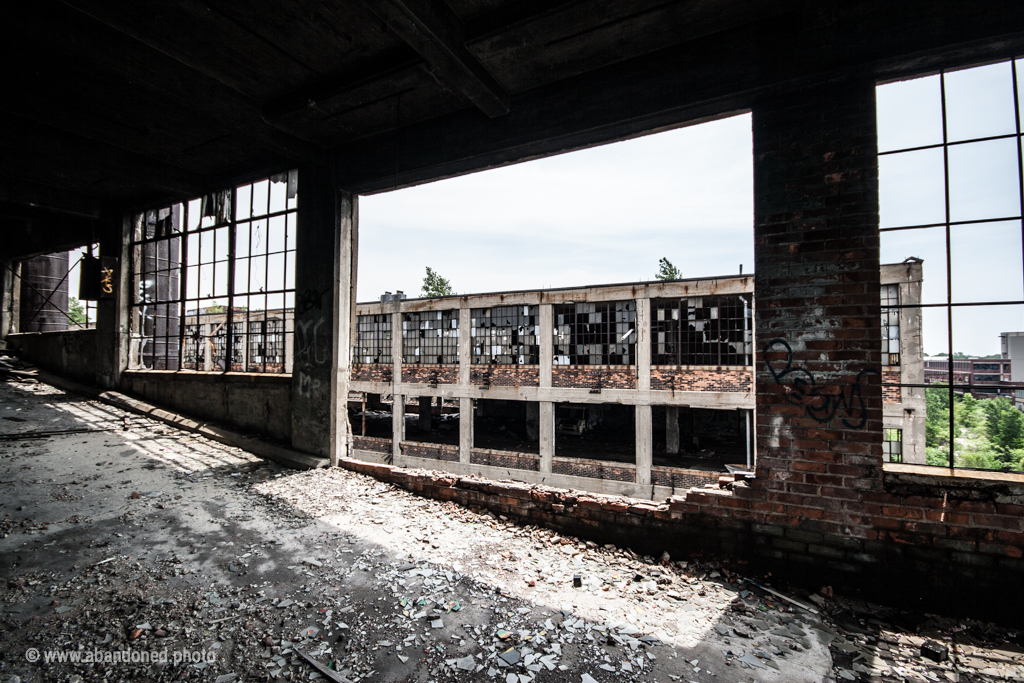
[0, 377, 918, 683]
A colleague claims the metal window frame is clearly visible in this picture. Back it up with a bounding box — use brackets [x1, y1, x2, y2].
[878, 59, 1024, 470]
[354, 313, 393, 365]
[650, 295, 752, 367]
[129, 171, 297, 374]
[473, 305, 539, 365]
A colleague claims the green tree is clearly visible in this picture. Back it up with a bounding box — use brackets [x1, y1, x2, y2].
[655, 257, 682, 281]
[68, 297, 87, 325]
[925, 386, 950, 448]
[421, 267, 453, 297]
[982, 397, 1024, 458]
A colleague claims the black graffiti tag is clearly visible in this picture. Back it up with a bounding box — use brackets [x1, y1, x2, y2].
[764, 338, 879, 430]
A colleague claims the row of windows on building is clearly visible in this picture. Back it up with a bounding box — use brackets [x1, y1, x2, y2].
[353, 296, 754, 366]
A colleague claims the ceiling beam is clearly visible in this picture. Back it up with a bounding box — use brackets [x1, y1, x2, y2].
[0, 176, 105, 219]
[263, 46, 424, 121]
[359, 0, 510, 118]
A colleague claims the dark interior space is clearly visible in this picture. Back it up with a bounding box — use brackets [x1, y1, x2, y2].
[348, 392, 392, 440]
[473, 399, 539, 454]
[652, 405, 750, 470]
[403, 396, 459, 446]
[554, 402, 635, 462]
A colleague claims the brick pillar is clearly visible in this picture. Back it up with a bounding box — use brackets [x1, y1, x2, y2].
[752, 79, 883, 531]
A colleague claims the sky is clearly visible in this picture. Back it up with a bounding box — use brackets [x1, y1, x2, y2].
[358, 60, 1024, 358]
[357, 113, 754, 299]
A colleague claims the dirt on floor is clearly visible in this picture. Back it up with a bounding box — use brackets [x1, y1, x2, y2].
[0, 378, 1022, 683]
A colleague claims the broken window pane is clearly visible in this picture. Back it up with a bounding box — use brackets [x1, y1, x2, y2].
[404, 310, 459, 364]
[473, 306, 539, 364]
[553, 301, 634, 365]
[950, 221, 1023, 304]
[355, 314, 393, 365]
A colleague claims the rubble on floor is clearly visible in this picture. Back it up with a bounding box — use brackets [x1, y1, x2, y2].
[0, 377, 1021, 682]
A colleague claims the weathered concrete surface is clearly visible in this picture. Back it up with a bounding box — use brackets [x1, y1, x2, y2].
[119, 370, 292, 443]
[0, 379, 835, 682]
[6, 330, 96, 384]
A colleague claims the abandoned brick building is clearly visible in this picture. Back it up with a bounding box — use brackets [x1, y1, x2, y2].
[347, 259, 924, 497]
[3, 1, 1024, 622]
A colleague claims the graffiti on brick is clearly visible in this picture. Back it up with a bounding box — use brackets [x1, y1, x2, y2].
[764, 338, 879, 429]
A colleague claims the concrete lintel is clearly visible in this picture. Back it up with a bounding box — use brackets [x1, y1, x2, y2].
[385, 383, 754, 408]
[355, 277, 755, 316]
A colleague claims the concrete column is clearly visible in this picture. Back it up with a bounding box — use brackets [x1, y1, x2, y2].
[539, 304, 553, 388]
[94, 217, 130, 388]
[459, 396, 473, 463]
[291, 163, 358, 464]
[0, 260, 18, 341]
[666, 406, 679, 454]
[525, 401, 539, 441]
[635, 404, 652, 485]
[391, 310, 402, 387]
[459, 307, 470, 385]
[539, 401, 554, 473]
[636, 297, 650, 391]
[392, 394, 404, 462]
[418, 395, 433, 431]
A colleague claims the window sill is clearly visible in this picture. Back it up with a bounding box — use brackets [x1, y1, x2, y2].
[883, 462, 1024, 484]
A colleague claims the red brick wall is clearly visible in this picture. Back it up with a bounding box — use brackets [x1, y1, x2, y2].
[352, 364, 393, 383]
[402, 365, 458, 384]
[650, 367, 753, 392]
[470, 365, 540, 387]
[651, 466, 721, 489]
[402, 441, 460, 462]
[552, 457, 635, 482]
[470, 448, 540, 471]
[353, 436, 391, 453]
[882, 369, 901, 403]
[552, 366, 636, 390]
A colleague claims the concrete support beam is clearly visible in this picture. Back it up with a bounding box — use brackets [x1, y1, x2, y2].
[0, 260, 17, 341]
[393, 394, 404, 461]
[636, 297, 650, 391]
[418, 395, 433, 431]
[539, 401, 554, 473]
[459, 396, 473, 464]
[391, 310, 403, 387]
[525, 402, 539, 441]
[666, 406, 679, 454]
[291, 164, 358, 463]
[94, 216, 130, 389]
[539, 304, 553, 388]
[635, 404, 652, 486]
[458, 307, 470, 385]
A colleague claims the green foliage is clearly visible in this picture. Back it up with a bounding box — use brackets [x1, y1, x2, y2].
[421, 267, 453, 297]
[68, 297, 87, 325]
[655, 257, 682, 281]
[982, 397, 1024, 456]
[926, 387, 1024, 471]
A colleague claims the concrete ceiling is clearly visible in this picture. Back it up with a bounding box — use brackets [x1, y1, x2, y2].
[2, 1, 1024, 258]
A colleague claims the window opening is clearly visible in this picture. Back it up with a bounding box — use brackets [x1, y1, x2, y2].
[472, 305, 539, 364]
[553, 301, 635, 366]
[129, 170, 297, 372]
[403, 310, 459, 364]
[354, 314, 393, 364]
[651, 295, 751, 366]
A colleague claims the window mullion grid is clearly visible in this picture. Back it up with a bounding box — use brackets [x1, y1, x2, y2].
[176, 204, 187, 371]
[941, 70, 955, 470]
[1014, 60, 1024, 375]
